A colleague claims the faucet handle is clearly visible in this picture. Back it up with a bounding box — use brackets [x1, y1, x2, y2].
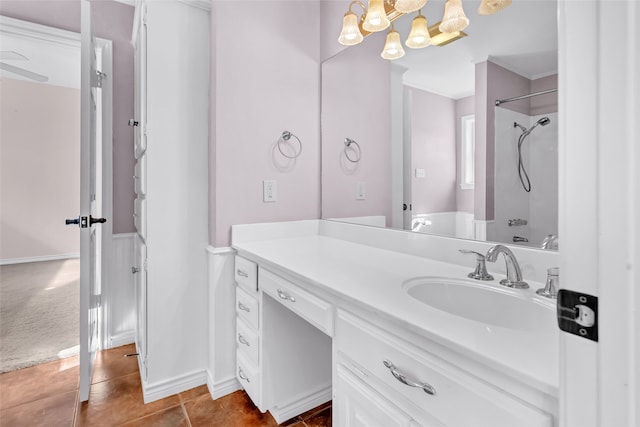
[459, 249, 494, 281]
[459, 249, 486, 261]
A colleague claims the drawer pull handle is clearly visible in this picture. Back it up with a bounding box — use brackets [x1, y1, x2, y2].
[238, 334, 250, 346]
[238, 367, 250, 383]
[383, 359, 436, 396]
[277, 289, 296, 303]
[237, 269, 249, 278]
[238, 302, 250, 312]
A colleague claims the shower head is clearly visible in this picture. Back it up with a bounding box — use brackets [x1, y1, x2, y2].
[516, 116, 551, 136]
[537, 117, 551, 126]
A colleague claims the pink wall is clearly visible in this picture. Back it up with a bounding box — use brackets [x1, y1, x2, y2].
[0, 79, 80, 260]
[320, 0, 350, 62]
[0, 0, 135, 234]
[409, 87, 457, 214]
[531, 74, 558, 115]
[211, 1, 321, 247]
[321, 33, 392, 223]
[455, 95, 475, 213]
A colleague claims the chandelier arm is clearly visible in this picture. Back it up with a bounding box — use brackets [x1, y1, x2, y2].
[349, 0, 368, 14]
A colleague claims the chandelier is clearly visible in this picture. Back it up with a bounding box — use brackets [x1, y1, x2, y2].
[338, 0, 512, 60]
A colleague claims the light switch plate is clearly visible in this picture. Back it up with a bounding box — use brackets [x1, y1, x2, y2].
[356, 182, 365, 200]
[263, 180, 277, 202]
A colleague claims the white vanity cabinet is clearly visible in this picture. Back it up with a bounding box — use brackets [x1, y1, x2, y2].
[334, 363, 421, 427]
[234, 256, 333, 423]
[233, 245, 557, 427]
[335, 310, 554, 427]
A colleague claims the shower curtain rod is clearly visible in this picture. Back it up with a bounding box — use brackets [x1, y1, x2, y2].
[495, 88, 558, 106]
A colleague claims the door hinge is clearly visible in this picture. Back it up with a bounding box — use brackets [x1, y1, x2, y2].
[92, 70, 106, 88]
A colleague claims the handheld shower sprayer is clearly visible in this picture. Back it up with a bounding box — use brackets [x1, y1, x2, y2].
[514, 117, 550, 137]
[514, 117, 551, 192]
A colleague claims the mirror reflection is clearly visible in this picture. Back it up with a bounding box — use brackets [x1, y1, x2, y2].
[321, 0, 558, 250]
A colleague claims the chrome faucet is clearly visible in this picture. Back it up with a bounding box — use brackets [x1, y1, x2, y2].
[540, 234, 559, 250]
[459, 249, 494, 281]
[485, 244, 529, 289]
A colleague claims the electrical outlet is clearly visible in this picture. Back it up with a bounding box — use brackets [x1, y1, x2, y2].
[263, 180, 277, 202]
[356, 182, 365, 200]
[415, 168, 426, 178]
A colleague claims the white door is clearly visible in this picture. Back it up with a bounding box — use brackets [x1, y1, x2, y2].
[78, 0, 104, 402]
[132, 1, 148, 381]
[559, 1, 640, 426]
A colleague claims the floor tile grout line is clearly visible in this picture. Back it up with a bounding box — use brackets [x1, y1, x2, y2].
[178, 395, 193, 427]
[72, 387, 80, 427]
[117, 402, 186, 425]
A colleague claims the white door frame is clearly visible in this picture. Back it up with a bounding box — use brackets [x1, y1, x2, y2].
[559, 1, 639, 425]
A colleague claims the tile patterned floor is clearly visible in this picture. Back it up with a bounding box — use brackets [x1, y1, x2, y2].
[0, 344, 331, 426]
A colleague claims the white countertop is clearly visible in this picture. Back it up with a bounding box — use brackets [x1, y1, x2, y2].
[233, 232, 559, 397]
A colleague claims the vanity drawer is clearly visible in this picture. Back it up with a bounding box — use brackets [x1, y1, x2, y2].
[236, 317, 259, 364]
[259, 268, 333, 336]
[236, 287, 259, 330]
[237, 352, 262, 410]
[235, 256, 258, 293]
[336, 310, 552, 427]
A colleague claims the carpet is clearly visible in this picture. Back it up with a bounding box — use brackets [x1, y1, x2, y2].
[0, 259, 79, 373]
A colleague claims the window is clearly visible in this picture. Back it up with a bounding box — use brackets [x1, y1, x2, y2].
[460, 115, 475, 189]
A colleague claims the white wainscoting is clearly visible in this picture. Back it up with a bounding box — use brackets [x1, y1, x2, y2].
[105, 233, 136, 348]
[207, 246, 241, 399]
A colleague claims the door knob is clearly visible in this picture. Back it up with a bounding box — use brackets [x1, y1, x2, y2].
[90, 216, 107, 225]
[65, 216, 106, 228]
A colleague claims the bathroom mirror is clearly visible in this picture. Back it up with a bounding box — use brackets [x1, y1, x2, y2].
[321, 0, 558, 250]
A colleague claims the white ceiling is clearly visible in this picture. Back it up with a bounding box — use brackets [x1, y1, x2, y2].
[0, 16, 80, 89]
[392, 0, 558, 99]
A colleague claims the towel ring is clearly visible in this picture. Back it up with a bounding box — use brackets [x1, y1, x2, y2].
[344, 138, 361, 163]
[277, 131, 302, 159]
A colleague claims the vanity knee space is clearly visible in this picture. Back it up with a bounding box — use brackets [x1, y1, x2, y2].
[233, 256, 332, 423]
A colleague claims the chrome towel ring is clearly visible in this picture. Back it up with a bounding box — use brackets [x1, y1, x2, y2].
[277, 131, 302, 159]
[344, 138, 361, 163]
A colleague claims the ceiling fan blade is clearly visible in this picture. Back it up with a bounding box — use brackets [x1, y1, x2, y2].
[0, 51, 28, 60]
[0, 62, 48, 82]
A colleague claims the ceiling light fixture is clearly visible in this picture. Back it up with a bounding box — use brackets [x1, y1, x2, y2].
[338, 0, 508, 60]
[428, 21, 467, 46]
[363, 0, 391, 32]
[393, 0, 428, 14]
[478, 0, 512, 15]
[381, 24, 406, 60]
[405, 10, 430, 49]
[439, 0, 469, 33]
[338, 1, 366, 46]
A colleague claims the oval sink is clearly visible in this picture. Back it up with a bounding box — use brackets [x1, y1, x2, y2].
[403, 277, 555, 331]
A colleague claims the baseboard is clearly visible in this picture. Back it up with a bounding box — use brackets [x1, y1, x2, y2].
[0, 253, 80, 266]
[270, 384, 332, 424]
[206, 370, 241, 400]
[142, 369, 208, 404]
[108, 331, 135, 349]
